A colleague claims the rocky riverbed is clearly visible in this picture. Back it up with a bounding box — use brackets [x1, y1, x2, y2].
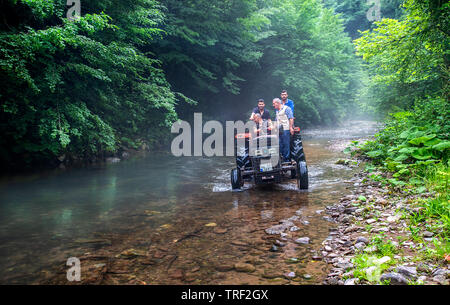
[318, 169, 449, 285]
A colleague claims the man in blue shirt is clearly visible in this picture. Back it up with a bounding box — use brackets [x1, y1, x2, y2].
[281, 90, 294, 117]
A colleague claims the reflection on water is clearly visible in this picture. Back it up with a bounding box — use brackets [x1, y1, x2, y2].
[0, 121, 378, 284]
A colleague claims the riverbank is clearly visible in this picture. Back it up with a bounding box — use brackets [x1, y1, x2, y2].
[320, 164, 449, 285]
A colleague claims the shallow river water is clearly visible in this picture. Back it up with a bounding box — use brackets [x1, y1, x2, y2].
[0, 121, 378, 284]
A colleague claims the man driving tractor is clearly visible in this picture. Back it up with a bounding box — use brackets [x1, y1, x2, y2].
[250, 99, 272, 123]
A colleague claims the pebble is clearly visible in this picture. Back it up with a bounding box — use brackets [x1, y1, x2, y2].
[275, 240, 286, 247]
[295, 237, 310, 244]
[356, 236, 369, 244]
[344, 278, 359, 285]
[354, 242, 366, 250]
[380, 272, 408, 285]
[417, 275, 427, 284]
[270, 245, 279, 252]
[234, 263, 256, 273]
[289, 226, 300, 232]
[397, 266, 417, 279]
[423, 231, 434, 238]
[432, 275, 448, 285]
[284, 272, 296, 279]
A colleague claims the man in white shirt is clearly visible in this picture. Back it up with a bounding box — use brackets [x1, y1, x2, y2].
[272, 98, 294, 162]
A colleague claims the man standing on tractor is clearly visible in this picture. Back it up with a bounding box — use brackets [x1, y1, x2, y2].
[273, 98, 294, 162]
[280, 90, 294, 116]
[250, 99, 272, 123]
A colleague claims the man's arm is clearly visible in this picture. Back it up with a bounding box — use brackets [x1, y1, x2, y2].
[286, 107, 294, 135]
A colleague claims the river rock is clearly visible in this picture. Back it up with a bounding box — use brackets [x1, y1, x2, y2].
[431, 268, 448, 277]
[270, 245, 279, 252]
[335, 260, 353, 269]
[284, 272, 296, 279]
[265, 223, 291, 235]
[380, 272, 408, 285]
[275, 240, 286, 247]
[234, 263, 256, 273]
[213, 227, 228, 234]
[290, 226, 300, 232]
[215, 264, 234, 272]
[432, 274, 449, 285]
[262, 270, 283, 279]
[327, 277, 340, 285]
[423, 231, 434, 238]
[344, 278, 359, 285]
[397, 266, 417, 279]
[344, 207, 357, 214]
[295, 237, 310, 244]
[354, 242, 366, 250]
[356, 236, 369, 244]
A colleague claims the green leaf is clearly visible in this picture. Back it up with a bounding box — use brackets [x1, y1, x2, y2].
[366, 150, 384, 158]
[432, 141, 450, 152]
[408, 135, 436, 146]
[411, 147, 432, 160]
[398, 147, 418, 155]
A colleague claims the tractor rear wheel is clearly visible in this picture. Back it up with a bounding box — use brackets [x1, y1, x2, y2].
[297, 161, 308, 190]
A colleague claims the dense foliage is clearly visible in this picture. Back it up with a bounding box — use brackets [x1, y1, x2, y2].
[1, 0, 362, 169]
[152, 0, 362, 124]
[351, 0, 449, 241]
[0, 0, 180, 168]
[354, 0, 449, 170]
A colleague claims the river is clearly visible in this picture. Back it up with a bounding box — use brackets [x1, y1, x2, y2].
[0, 121, 378, 284]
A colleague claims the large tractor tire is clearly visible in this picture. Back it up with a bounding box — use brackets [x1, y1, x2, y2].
[231, 168, 243, 190]
[291, 135, 306, 162]
[236, 146, 251, 169]
[297, 161, 308, 190]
